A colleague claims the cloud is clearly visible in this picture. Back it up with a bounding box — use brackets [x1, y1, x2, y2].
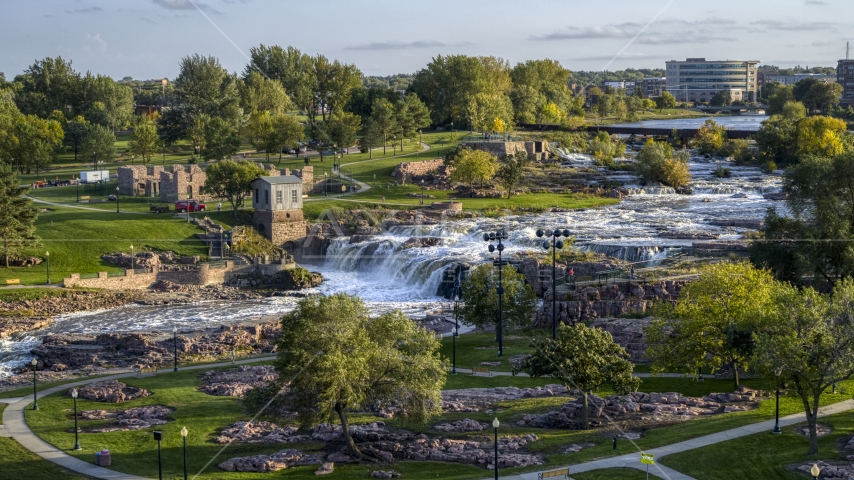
[636, 33, 734, 45]
[65, 6, 103, 14]
[345, 40, 471, 51]
[151, 0, 218, 13]
[805, 0, 828, 5]
[531, 18, 739, 43]
[141, 17, 158, 24]
[84, 33, 108, 55]
[750, 19, 836, 31]
[532, 23, 641, 41]
[569, 52, 668, 62]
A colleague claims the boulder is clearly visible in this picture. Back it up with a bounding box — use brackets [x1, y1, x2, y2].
[76, 380, 151, 403]
[401, 237, 441, 249]
[218, 449, 323, 472]
[315, 462, 334, 475]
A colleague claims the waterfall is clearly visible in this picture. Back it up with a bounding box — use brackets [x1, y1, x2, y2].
[578, 244, 680, 263]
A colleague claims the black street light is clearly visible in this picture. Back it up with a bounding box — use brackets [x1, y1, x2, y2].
[492, 417, 500, 480]
[451, 326, 458, 375]
[181, 426, 189, 480]
[172, 326, 178, 372]
[420, 179, 425, 206]
[324, 172, 328, 197]
[115, 187, 120, 213]
[483, 230, 508, 357]
[536, 228, 571, 340]
[31, 358, 38, 410]
[76, 181, 79, 202]
[773, 387, 781, 434]
[45, 251, 50, 285]
[393, 135, 397, 156]
[153, 430, 163, 480]
[418, 130, 422, 157]
[70, 388, 81, 450]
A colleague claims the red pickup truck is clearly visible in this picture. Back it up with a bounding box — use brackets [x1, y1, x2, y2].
[174, 200, 206, 213]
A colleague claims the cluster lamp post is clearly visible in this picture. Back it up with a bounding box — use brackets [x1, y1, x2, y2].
[173, 326, 178, 371]
[483, 231, 508, 356]
[31, 358, 38, 410]
[536, 228, 571, 339]
[71, 388, 81, 450]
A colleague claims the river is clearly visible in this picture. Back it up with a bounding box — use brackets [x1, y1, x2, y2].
[0, 144, 783, 376]
[609, 115, 768, 131]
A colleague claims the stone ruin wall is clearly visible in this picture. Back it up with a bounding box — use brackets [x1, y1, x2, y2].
[462, 141, 549, 161]
[62, 262, 236, 290]
[391, 159, 445, 183]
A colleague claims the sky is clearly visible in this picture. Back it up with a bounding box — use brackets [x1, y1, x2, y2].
[0, 0, 849, 80]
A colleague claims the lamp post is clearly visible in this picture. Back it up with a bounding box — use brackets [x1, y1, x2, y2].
[453, 294, 460, 333]
[181, 426, 189, 480]
[76, 181, 79, 202]
[45, 251, 50, 285]
[115, 187, 120, 213]
[130, 245, 134, 270]
[811, 464, 821, 480]
[420, 179, 425, 206]
[451, 326, 457, 375]
[492, 417, 500, 480]
[324, 172, 328, 197]
[536, 228, 571, 340]
[483, 231, 508, 356]
[773, 366, 783, 434]
[172, 326, 178, 372]
[153, 430, 163, 480]
[70, 388, 81, 450]
[31, 358, 38, 410]
[393, 135, 397, 156]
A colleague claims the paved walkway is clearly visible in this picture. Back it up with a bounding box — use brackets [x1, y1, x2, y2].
[2, 356, 273, 480]
[498, 399, 854, 480]
[453, 366, 718, 380]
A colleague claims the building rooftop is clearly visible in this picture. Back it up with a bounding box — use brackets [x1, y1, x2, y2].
[254, 175, 302, 185]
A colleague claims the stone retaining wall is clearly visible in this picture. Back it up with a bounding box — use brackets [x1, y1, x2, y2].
[391, 159, 444, 183]
[63, 262, 235, 290]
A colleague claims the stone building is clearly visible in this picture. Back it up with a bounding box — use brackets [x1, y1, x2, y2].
[117, 165, 208, 202]
[462, 141, 549, 161]
[251, 175, 306, 247]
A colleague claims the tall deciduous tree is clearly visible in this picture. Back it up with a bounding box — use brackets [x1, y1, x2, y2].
[80, 124, 115, 169]
[203, 117, 240, 161]
[635, 139, 691, 188]
[63, 116, 89, 163]
[326, 112, 361, 151]
[514, 323, 640, 429]
[370, 98, 397, 156]
[460, 263, 537, 333]
[271, 114, 304, 164]
[185, 113, 209, 159]
[79, 74, 134, 131]
[245, 45, 316, 116]
[273, 293, 446, 459]
[654, 92, 676, 112]
[496, 150, 528, 198]
[14, 56, 80, 119]
[754, 281, 854, 455]
[172, 54, 243, 127]
[203, 160, 265, 218]
[239, 71, 292, 115]
[0, 165, 39, 267]
[126, 118, 158, 165]
[449, 148, 497, 190]
[645, 262, 780, 389]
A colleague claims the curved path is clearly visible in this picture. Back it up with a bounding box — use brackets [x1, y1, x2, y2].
[2, 355, 274, 480]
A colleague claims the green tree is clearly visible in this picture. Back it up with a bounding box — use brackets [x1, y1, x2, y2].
[80, 124, 115, 169]
[271, 114, 305, 164]
[13, 56, 80, 119]
[709, 90, 732, 107]
[0, 113, 64, 174]
[645, 262, 780, 389]
[245, 45, 316, 116]
[359, 118, 382, 159]
[0, 165, 39, 267]
[750, 152, 854, 286]
[185, 113, 209, 159]
[460, 263, 537, 332]
[272, 293, 446, 459]
[693, 119, 728, 154]
[654, 92, 677, 112]
[514, 323, 640, 429]
[239, 71, 292, 115]
[496, 150, 527, 198]
[796, 116, 850, 158]
[203, 160, 265, 218]
[173, 54, 243, 126]
[79, 73, 134, 130]
[587, 131, 626, 164]
[126, 118, 158, 165]
[768, 84, 795, 115]
[634, 138, 691, 188]
[63, 116, 89, 162]
[396, 93, 431, 145]
[245, 111, 275, 160]
[755, 102, 806, 165]
[203, 117, 240, 161]
[449, 148, 497, 190]
[754, 281, 854, 455]
[312, 55, 363, 123]
[370, 98, 398, 156]
[326, 111, 361, 151]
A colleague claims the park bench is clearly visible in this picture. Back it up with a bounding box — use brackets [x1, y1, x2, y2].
[137, 367, 157, 377]
[471, 366, 491, 377]
[79, 196, 90, 200]
[88, 198, 104, 203]
[149, 204, 171, 214]
[5, 279, 20, 285]
[538, 467, 570, 480]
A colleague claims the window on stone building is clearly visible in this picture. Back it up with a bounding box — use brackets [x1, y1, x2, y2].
[265, 190, 269, 205]
[255, 189, 259, 203]
[291, 189, 297, 203]
[276, 189, 283, 204]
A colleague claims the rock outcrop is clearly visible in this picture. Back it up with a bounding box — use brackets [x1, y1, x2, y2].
[218, 449, 324, 472]
[82, 405, 171, 432]
[199, 365, 278, 397]
[534, 281, 685, 325]
[76, 380, 151, 403]
[0, 316, 53, 339]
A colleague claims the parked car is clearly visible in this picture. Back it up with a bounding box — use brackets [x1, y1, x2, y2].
[174, 200, 206, 213]
[321, 149, 336, 156]
[281, 147, 294, 154]
[150, 204, 171, 214]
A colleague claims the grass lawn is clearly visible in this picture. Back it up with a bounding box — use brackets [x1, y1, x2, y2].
[0, 206, 208, 285]
[661, 411, 854, 480]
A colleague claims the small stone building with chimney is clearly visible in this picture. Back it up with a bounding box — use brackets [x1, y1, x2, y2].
[117, 165, 208, 202]
[251, 175, 305, 246]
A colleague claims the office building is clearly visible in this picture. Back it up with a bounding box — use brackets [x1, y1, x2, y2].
[665, 58, 759, 103]
[837, 60, 854, 108]
[641, 77, 667, 98]
[766, 73, 835, 85]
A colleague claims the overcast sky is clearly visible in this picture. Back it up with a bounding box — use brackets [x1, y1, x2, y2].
[1, 0, 849, 80]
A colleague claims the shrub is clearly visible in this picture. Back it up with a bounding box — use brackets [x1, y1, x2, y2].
[762, 160, 778, 173]
[635, 139, 692, 189]
[714, 166, 732, 178]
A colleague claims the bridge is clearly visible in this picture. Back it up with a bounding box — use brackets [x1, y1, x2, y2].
[586, 125, 757, 139]
[695, 104, 768, 114]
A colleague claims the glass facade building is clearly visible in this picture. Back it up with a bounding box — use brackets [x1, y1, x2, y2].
[665, 58, 759, 103]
